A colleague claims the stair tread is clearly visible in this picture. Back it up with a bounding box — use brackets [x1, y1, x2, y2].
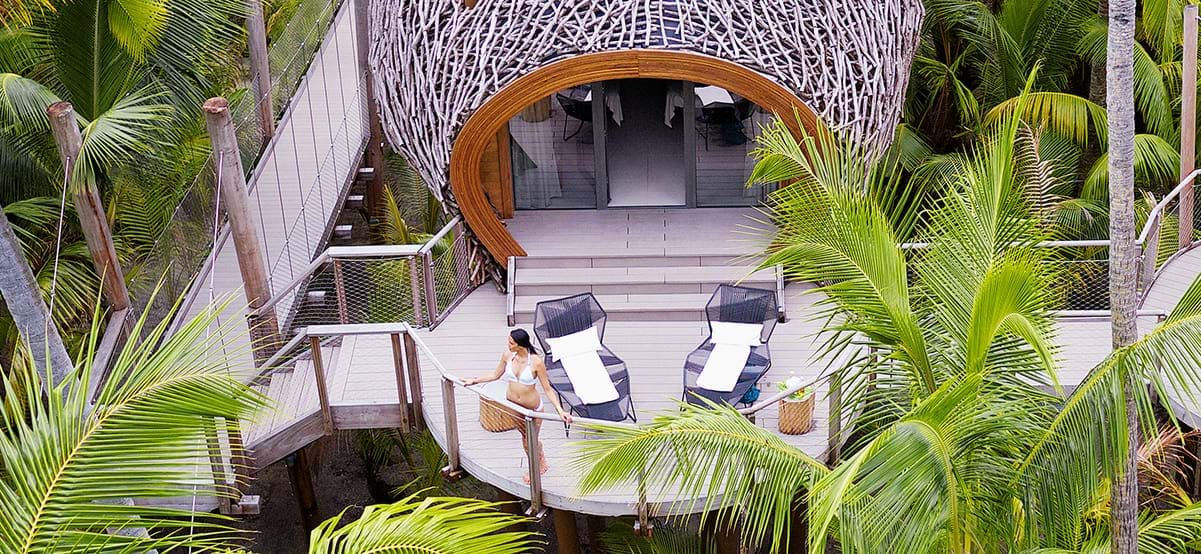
[516, 265, 775, 286]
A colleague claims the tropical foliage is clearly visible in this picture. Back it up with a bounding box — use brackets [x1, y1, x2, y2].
[308, 494, 538, 554]
[0, 299, 535, 553]
[0, 297, 266, 552]
[575, 103, 1201, 552]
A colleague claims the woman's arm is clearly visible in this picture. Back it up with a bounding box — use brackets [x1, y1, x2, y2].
[464, 353, 507, 386]
[535, 358, 572, 424]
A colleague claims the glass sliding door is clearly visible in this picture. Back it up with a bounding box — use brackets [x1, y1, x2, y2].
[604, 79, 687, 207]
[508, 85, 598, 209]
[693, 87, 776, 206]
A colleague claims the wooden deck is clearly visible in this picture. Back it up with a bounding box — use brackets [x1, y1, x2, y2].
[238, 208, 1201, 517]
[1143, 246, 1201, 426]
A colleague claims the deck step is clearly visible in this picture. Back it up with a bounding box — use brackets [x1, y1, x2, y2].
[514, 293, 716, 323]
[515, 253, 760, 269]
[510, 254, 782, 324]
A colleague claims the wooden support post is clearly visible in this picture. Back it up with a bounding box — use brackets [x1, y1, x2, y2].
[246, 0, 274, 139]
[402, 332, 425, 429]
[353, 0, 386, 219]
[310, 336, 333, 435]
[827, 369, 843, 466]
[552, 509, 582, 554]
[704, 511, 741, 554]
[284, 449, 320, 531]
[203, 97, 281, 365]
[1181, 5, 1199, 249]
[585, 515, 607, 552]
[389, 333, 411, 431]
[46, 102, 131, 313]
[205, 424, 234, 515]
[789, 494, 809, 554]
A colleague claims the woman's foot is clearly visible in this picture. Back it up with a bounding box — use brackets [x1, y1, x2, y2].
[521, 454, 549, 484]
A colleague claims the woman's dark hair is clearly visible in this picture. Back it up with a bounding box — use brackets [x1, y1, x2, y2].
[510, 329, 538, 354]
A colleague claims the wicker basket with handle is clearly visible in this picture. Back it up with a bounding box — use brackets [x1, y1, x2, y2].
[479, 396, 523, 432]
[778, 394, 815, 435]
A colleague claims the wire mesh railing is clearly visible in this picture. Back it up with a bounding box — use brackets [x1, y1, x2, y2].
[127, 0, 359, 334]
[254, 217, 491, 335]
[1138, 169, 1201, 285]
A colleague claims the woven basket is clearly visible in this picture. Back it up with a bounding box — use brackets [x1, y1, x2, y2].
[479, 396, 522, 432]
[778, 394, 815, 435]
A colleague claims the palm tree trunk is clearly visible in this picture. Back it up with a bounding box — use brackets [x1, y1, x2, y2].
[1106, 0, 1140, 551]
[0, 203, 73, 387]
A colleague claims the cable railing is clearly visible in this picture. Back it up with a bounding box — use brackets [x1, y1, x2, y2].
[126, 0, 346, 334]
[250, 216, 490, 334]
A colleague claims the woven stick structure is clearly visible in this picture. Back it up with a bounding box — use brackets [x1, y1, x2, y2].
[368, 0, 924, 214]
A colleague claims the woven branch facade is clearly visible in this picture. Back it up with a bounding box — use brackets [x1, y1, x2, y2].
[368, 0, 924, 211]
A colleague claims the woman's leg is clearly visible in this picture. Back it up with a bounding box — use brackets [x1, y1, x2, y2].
[518, 416, 548, 483]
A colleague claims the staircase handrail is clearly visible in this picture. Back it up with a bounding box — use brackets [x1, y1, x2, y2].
[250, 216, 462, 319]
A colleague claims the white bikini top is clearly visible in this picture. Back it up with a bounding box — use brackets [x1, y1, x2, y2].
[504, 352, 536, 386]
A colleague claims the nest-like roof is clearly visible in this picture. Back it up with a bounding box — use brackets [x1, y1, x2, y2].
[370, 0, 924, 202]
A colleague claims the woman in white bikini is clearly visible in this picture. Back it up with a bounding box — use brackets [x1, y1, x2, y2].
[464, 329, 571, 482]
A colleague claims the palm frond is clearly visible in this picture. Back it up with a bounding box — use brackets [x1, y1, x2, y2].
[1082, 134, 1180, 201]
[983, 92, 1108, 150]
[307, 494, 540, 554]
[0, 293, 267, 552]
[575, 403, 827, 553]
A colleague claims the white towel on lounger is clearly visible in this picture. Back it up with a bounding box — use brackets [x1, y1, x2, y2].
[561, 351, 620, 404]
[696, 343, 751, 392]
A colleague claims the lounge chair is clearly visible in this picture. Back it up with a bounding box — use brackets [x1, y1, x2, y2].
[533, 293, 636, 423]
[683, 285, 779, 406]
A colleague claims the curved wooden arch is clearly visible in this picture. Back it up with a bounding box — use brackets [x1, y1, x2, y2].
[449, 49, 822, 262]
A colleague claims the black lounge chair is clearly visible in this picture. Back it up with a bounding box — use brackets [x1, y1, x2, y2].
[683, 285, 779, 406]
[533, 293, 636, 423]
[556, 93, 592, 141]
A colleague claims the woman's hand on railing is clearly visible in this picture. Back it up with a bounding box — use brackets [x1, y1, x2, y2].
[557, 408, 573, 425]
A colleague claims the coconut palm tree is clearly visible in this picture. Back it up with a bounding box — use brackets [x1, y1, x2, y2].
[1106, 0, 1141, 550]
[574, 107, 1201, 553]
[0, 200, 72, 386]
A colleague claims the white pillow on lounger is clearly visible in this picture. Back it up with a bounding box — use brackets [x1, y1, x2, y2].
[710, 321, 762, 347]
[546, 326, 602, 362]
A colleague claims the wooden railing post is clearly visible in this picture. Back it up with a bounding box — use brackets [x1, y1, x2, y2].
[389, 333, 411, 431]
[409, 257, 425, 326]
[524, 417, 548, 518]
[453, 223, 471, 289]
[402, 331, 425, 429]
[332, 259, 350, 324]
[47, 102, 131, 314]
[310, 336, 333, 434]
[1180, 5, 1198, 249]
[635, 467, 653, 537]
[423, 251, 438, 324]
[205, 423, 234, 515]
[1141, 210, 1162, 290]
[827, 369, 842, 466]
[440, 377, 464, 480]
[203, 97, 281, 365]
